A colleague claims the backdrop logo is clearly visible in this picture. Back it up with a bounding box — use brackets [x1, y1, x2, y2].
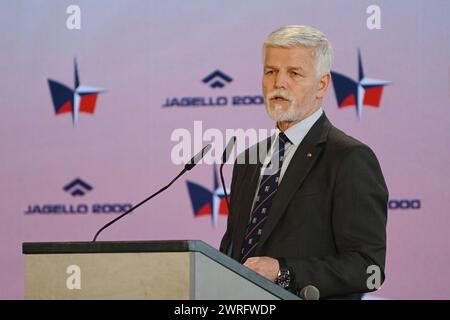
[388, 199, 421, 210]
[202, 70, 233, 88]
[63, 178, 93, 197]
[48, 58, 105, 126]
[186, 167, 229, 226]
[331, 49, 391, 119]
[25, 179, 131, 215]
[162, 69, 263, 108]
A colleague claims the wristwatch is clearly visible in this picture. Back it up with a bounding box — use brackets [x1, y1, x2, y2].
[275, 257, 291, 289]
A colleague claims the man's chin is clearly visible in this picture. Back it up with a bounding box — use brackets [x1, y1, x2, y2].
[266, 111, 299, 122]
[266, 105, 286, 119]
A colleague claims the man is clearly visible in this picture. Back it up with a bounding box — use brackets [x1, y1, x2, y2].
[219, 25, 388, 299]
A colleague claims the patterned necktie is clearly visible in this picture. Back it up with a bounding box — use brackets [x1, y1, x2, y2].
[240, 132, 290, 263]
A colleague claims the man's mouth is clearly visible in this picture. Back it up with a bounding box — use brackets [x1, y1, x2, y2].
[271, 96, 290, 102]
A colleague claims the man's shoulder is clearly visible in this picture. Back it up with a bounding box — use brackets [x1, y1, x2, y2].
[327, 125, 367, 150]
[325, 124, 380, 164]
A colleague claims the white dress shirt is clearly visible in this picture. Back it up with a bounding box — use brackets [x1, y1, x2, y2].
[249, 108, 323, 214]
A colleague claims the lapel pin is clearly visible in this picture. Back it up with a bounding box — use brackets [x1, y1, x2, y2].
[307, 153, 313, 158]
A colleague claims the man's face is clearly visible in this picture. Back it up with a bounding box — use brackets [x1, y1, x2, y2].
[263, 46, 321, 123]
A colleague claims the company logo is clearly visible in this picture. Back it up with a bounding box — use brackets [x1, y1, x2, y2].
[186, 167, 229, 226]
[63, 178, 93, 196]
[202, 70, 233, 88]
[25, 178, 131, 215]
[162, 69, 263, 108]
[331, 49, 391, 119]
[48, 58, 105, 126]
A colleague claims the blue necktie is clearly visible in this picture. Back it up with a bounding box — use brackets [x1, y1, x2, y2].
[240, 132, 290, 263]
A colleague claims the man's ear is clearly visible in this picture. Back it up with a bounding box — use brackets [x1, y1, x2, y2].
[316, 73, 331, 99]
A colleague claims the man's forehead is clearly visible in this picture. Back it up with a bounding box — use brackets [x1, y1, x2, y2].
[264, 46, 314, 67]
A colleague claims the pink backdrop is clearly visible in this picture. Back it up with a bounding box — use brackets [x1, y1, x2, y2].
[1, 0, 449, 299]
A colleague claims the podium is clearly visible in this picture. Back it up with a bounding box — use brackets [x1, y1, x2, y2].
[22, 240, 300, 300]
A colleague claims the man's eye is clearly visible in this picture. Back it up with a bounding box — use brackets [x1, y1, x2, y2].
[265, 70, 274, 75]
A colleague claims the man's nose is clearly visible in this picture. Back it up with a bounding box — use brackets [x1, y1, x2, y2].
[274, 72, 288, 89]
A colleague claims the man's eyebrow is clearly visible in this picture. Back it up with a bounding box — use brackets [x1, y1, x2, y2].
[264, 65, 306, 72]
[289, 66, 306, 72]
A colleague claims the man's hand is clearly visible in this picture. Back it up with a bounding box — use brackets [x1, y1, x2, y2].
[243, 256, 279, 282]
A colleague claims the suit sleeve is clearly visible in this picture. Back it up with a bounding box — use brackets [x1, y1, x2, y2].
[286, 145, 388, 298]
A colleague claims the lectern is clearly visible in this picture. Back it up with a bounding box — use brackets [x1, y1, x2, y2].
[22, 240, 300, 300]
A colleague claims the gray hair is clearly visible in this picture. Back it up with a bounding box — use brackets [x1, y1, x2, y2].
[263, 25, 333, 78]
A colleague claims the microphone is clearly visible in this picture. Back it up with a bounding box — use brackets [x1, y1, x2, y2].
[92, 144, 212, 242]
[185, 144, 212, 171]
[299, 285, 320, 300]
[219, 136, 236, 215]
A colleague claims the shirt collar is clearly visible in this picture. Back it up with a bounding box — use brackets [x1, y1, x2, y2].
[277, 107, 323, 146]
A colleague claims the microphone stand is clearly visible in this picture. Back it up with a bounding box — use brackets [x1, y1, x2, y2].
[92, 144, 212, 242]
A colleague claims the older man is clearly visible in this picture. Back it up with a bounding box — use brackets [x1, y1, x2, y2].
[220, 25, 388, 299]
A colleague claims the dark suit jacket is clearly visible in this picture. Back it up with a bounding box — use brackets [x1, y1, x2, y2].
[219, 113, 388, 299]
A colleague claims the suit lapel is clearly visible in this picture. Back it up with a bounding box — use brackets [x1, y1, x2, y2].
[255, 113, 332, 253]
[231, 163, 260, 259]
